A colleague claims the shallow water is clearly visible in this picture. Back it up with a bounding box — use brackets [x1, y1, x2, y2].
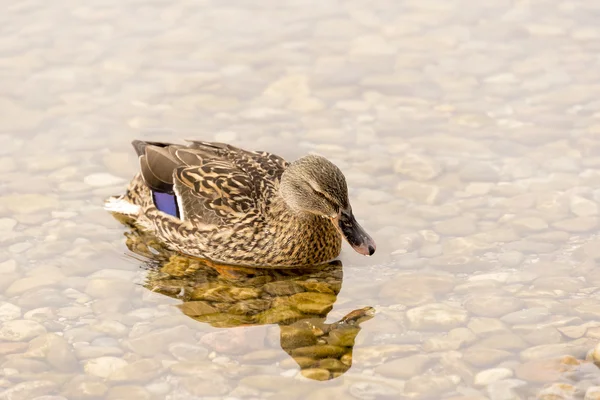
[3, 0, 600, 398]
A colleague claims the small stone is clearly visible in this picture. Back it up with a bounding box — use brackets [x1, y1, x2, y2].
[106, 386, 151, 400]
[0, 194, 58, 214]
[592, 342, 600, 363]
[0, 319, 46, 341]
[0, 381, 57, 400]
[552, 217, 598, 232]
[0, 218, 17, 232]
[126, 325, 194, 356]
[511, 217, 548, 232]
[498, 251, 525, 267]
[501, 307, 550, 325]
[168, 343, 209, 361]
[474, 368, 514, 386]
[476, 332, 528, 351]
[26, 333, 78, 372]
[570, 196, 599, 216]
[463, 347, 513, 367]
[301, 368, 331, 381]
[423, 327, 477, 352]
[520, 340, 590, 361]
[280, 325, 318, 349]
[396, 181, 440, 204]
[537, 383, 577, 399]
[84, 357, 128, 378]
[558, 324, 587, 339]
[0, 302, 21, 321]
[394, 154, 443, 181]
[404, 375, 460, 397]
[459, 162, 500, 182]
[0, 259, 17, 273]
[380, 272, 455, 306]
[486, 379, 526, 400]
[6, 275, 62, 296]
[585, 386, 600, 400]
[468, 318, 508, 335]
[465, 295, 523, 318]
[291, 345, 346, 359]
[62, 376, 108, 399]
[180, 378, 229, 397]
[84, 173, 126, 187]
[375, 355, 432, 379]
[263, 281, 305, 296]
[434, 217, 477, 236]
[0, 342, 28, 355]
[85, 279, 135, 299]
[108, 359, 162, 382]
[287, 292, 337, 315]
[406, 303, 468, 330]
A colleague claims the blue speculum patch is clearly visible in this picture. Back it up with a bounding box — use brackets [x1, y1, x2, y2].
[152, 191, 179, 218]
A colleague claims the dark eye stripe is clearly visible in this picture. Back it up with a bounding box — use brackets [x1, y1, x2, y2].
[314, 190, 339, 211]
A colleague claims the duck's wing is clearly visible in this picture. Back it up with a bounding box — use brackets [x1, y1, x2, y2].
[133, 140, 288, 224]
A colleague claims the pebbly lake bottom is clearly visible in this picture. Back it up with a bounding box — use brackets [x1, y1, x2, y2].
[3, 0, 600, 398]
[3, 185, 600, 399]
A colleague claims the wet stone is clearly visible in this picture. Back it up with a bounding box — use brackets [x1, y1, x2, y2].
[375, 354, 433, 379]
[291, 345, 346, 359]
[520, 340, 591, 361]
[108, 359, 162, 382]
[180, 377, 230, 397]
[0, 302, 21, 321]
[0, 381, 58, 400]
[301, 368, 331, 381]
[465, 295, 524, 318]
[585, 386, 600, 400]
[404, 375, 460, 397]
[394, 154, 443, 181]
[168, 342, 209, 361]
[262, 280, 305, 296]
[0, 319, 46, 341]
[26, 333, 78, 372]
[84, 357, 128, 379]
[380, 272, 455, 306]
[287, 292, 337, 315]
[474, 368, 514, 386]
[106, 386, 151, 400]
[62, 376, 108, 399]
[280, 325, 318, 348]
[126, 325, 194, 356]
[463, 347, 513, 367]
[406, 303, 468, 330]
[434, 217, 477, 236]
[501, 307, 550, 325]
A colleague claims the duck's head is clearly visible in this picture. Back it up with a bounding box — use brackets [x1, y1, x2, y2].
[280, 155, 376, 256]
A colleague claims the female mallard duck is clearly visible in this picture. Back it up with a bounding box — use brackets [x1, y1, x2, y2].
[106, 140, 376, 267]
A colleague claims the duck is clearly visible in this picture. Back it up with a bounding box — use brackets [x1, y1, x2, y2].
[105, 139, 376, 267]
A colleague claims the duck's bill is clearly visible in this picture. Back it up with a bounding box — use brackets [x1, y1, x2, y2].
[334, 211, 376, 256]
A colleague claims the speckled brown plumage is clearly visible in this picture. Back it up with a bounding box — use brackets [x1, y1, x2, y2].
[107, 140, 349, 267]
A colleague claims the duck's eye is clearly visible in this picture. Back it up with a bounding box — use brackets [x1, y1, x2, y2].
[313, 190, 339, 212]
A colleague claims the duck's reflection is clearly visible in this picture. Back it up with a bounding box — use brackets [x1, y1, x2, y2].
[123, 226, 374, 381]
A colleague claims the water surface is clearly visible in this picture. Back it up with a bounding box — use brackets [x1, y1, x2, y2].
[2, 0, 600, 399]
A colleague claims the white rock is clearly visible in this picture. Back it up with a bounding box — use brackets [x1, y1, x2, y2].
[84, 173, 126, 187]
[474, 368, 514, 386]
[585, 386, 600, 400]
[0, 302, 22, 322]
[84, 357, 128, 378]
[406, 303, 468, 330]
[0, 218, 17, 231]
[570, 195, 599, 217]
[0, 319, 46, 341]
